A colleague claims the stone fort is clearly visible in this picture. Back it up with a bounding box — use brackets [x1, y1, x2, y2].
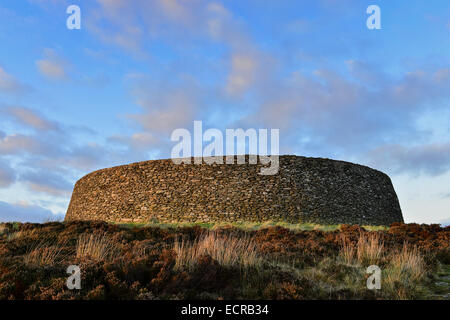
[65, 155, 403, 225]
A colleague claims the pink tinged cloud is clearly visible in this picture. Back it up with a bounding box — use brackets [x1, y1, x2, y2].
[36, 49, 68, 80]
[0, 66, 29, 94]
[5, 106, 59, 131]
[0, 160, 16, 188]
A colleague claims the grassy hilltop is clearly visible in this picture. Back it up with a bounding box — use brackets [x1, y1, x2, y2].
[0, 221, 448, 300]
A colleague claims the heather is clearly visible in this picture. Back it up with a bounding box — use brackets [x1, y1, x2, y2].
[0, 221, 448, 300]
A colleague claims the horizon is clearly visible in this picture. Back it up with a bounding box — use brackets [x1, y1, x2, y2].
[0, 1, 449, 225]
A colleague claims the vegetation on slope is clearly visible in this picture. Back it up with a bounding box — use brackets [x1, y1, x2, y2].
[0, 221, 448, 300]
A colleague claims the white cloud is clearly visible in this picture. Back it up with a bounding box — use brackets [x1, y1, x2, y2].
[0, 200, 64, 223]
[392, 171, 450, 224]
[109, 132, 159, 151]
[365, 142, 450, 176]
[226, 54, 258, 96]
[21, 170, 73, 197]
[127, 76, 201, 134]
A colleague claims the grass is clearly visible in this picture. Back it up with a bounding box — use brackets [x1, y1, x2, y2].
[389, 243, 425, 281]
[76, 232, 119, 261]
[429, 263, 450, 298]
[0, 221, 445, 300]
[174, 231, 263, 272]
[338, 232, 427, 299]
[356, 232, 385, 265]
[340, 233, 385, 265]
[172, 229, 429, 299]
[383, 243, 427, 299]
[0, 224, 7, 236]
[24, 239, 68, 266]
[7, 228, 41, 241]
[116, 220, 389, 232]
[339, 235, 356, 265]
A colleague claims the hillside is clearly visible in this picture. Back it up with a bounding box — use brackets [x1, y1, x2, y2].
[0, 221, 448, 300]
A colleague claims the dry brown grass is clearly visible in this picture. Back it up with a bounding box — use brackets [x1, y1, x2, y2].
[357, 233, 384, 265]
[24, 240, 67, 266]
[0, 224, 7, 236]
[7, 229, 40, 241]
[0, 221, 444, 300]
[340, 232, 384, 265]
[174, 231, 263, 271]
[382, 243, 426, 299]
[76, 232, 118, 261]
[339, 233, 427, 299]
[388, 243, 426, 281]
[339, 235, 356, 265]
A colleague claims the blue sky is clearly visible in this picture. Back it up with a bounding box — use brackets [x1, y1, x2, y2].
[0, 0, 449, 224]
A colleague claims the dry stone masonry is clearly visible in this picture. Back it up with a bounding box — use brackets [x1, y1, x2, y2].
[65, 155, 404, 225]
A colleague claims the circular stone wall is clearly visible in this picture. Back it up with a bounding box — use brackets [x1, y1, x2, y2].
[65, 155, 403, 225]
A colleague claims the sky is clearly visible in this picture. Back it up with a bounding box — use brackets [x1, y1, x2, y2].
[0, 0, 449, 224]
